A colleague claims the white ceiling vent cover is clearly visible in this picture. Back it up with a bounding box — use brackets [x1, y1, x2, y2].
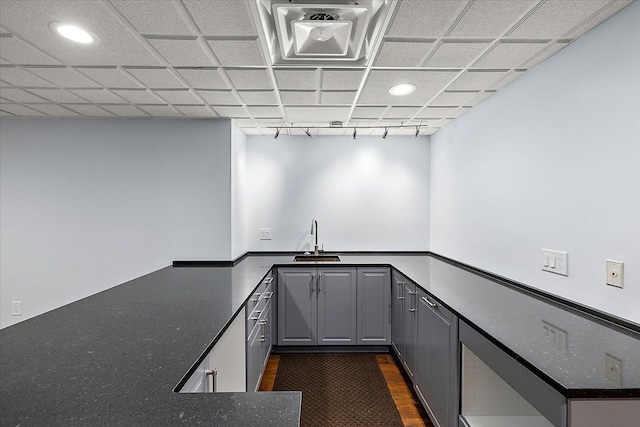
[251, 0, 397, 66]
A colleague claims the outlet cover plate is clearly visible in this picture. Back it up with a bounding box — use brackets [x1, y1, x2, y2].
[260, 228, 272, 240]
[606, 260, 624, 288]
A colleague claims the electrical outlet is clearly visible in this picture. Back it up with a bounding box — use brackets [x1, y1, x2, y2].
[541, 249, 568, 276]
[606, 260, 624, 288]
[605, 353, 623, 385]
[260, 228, 272, 240]
[12, 301, 22, 316]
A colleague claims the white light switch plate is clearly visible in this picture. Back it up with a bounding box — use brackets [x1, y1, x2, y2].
[260, 228, 272, 240]
[541, 249, 568, 276]
[606, 260, 623, 288]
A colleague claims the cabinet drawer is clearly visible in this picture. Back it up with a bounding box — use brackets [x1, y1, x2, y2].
[418, 292, 453, 322]
[246, 275, 274, 314]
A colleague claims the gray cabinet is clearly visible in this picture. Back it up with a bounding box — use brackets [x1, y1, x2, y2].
[357, 268, 391, 345]
[246, 275, 275, 392]
[391, 271, 406, 358]
[403, 280, 417, 382]
[414, 289, 459, 427]
[278, 268, 356, 346]
[317, 269, 357, 345]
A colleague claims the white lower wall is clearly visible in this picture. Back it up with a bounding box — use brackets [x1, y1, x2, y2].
[430, 3, 640, 323]
[0, 118, 233, 328]
[246, 135, 430, 252]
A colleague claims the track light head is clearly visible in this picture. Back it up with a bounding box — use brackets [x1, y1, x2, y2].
[352, 128, 357, 139]
[382, 127, 388, 139]
[274, 127, 280, 139]
[415, 126, 420, 137]
[304, 128, 312, 138]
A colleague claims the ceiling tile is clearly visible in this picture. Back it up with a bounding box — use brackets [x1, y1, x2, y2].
[509, 0, 611, 38]
[125, 68, 186, 88]
[359, 69, 460, 105]
[488, 70, 526, 90]
[247, 106, 281, 118]
[448, 1, 538, 37]
[238, 90, 277, 105]
[197, 90, 238, 105]
[148, 38, 213, 67]
[518, 41, 570, 68]
[415, 106, 459, 119]
[242, 127, 263, 135]
[154, 89, 203, 104]
[384, 106, 422, 119]
[23, 67, 99, 87]
[374, 40, 433, 67]
[562, 1, 631, 39]
[69, 88, 126, 103]
[211, 105, 250, 118]
[62, 104, 114, 117]
[446, 70, 508, 90]
[0, 103, 46, 116]
[176, 68, 228, 89]
[138, 105, 183, 117]
[100, 104, 149, 117]
[112, 89, 166, 104]
[284, 106, 351, 123]
[0, 66, 54, 87]
[75, 67, 142, 88]
[0, 87, 48, 102]
[27, 88, 88, 103]
[174, 105, 216, 117]
[320, 91, 357, 105]
[280, 91, 317, 105]
[352, 106, 388, 119]
[183, 0, 257, 36]
[274, 69, 317, 90]
[25, 103, 79, 116]
[423, 41, 491, 68]
[110, 0, 190, 34]
[429, 90, 479, 106]
[207, 39, 265, 66]
[464, 90, 494, 106]
[472, 41, 549, 69]
[0, 34, 61, 65]
[322, 69, 365, 90]
[225, 69, 272, 90]
[387, 0, 466, 37]
[0, 0, 162, 66]
[233, 119, 258, 127]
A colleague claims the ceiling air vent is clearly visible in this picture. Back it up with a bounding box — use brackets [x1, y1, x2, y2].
[250, 0, 397, 66]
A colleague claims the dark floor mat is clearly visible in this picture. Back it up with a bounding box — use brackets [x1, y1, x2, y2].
[272, 353, 404, 427]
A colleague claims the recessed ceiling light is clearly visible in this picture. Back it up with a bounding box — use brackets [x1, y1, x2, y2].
[389, 83, 416, 96]
[50, 22, 98, 45]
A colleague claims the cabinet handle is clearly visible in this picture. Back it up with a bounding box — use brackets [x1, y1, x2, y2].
[259, 319, 267, 342]
[318, 275, 322, 292]
[205, 369, 217, 393]
[264, 277, 273, 284]
[260, 291, 273, 300]
[249, 310, 262, 320]
[408, 291, 417, 312]
[310, 274, 315, 293]
[397, 296, 405, 300]
[251, 293, 261, 302]
[421, 296, 438, 308]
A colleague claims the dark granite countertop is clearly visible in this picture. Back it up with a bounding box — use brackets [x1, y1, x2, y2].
[1, 253, 638, 426]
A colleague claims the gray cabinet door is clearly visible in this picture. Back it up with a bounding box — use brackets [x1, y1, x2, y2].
[357, 268, 391, 345]
[391, 270, 406, 358]
[246, 321, 262, 392]
[403, 282, 417, 382]
[317, 268, 357, 345]
[414, 290, 458, 427]
[278, 269, 317, 345]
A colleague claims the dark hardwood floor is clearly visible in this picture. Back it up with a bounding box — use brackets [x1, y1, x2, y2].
[259, 353, 433, 427]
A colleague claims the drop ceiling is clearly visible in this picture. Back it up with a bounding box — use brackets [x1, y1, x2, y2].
[0, 0, 632, 136]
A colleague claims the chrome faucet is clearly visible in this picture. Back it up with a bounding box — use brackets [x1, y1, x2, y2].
[311, 219, 319, 255]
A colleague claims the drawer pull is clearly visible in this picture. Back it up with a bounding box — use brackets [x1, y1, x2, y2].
[260, 291, 274, 300]
[264, 277, 274, 284]
[421, 296, 437, 308]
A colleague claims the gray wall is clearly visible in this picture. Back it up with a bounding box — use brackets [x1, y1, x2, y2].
[429, 2, 640, 323]
[0, 118, 234, 327]
[245, 135, 430, 253]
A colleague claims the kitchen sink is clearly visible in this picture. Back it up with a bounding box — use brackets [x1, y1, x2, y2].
[293, 255, 341, 262]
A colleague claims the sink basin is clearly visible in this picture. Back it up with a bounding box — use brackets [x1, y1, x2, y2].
[293, 255, 341, 262]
